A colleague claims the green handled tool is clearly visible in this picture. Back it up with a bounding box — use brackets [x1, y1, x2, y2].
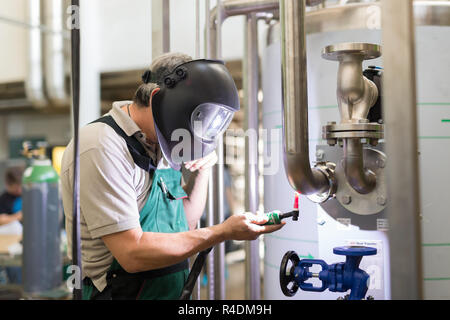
[264, 210, 299, 225]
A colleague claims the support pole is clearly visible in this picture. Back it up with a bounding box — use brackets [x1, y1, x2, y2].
[70, 0, 82, 301]
[381, 0, 423, 300]
[244, 12, 261, 301]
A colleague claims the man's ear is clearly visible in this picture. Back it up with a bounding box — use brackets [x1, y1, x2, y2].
[149, 88, 161, 107]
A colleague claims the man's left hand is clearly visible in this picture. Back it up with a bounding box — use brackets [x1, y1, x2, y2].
[184, 151, 218, 173]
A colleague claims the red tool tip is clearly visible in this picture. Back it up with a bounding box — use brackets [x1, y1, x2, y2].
[293, 192, 299, 210]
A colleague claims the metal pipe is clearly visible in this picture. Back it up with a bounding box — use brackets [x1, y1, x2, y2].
[206, 172, 216, 300]
[322, 43, 379, 195]
[192, 0, 202, 301]
[195, 0, 201, 60]
[0, 14, 70, 37]
[213, 0, 226, 301]
[152, 0, 170, 58]
[208, 0, 279, 58]
[343, 138, 376, 195]
[44, 0, 70, 107]
[381, 0, 423, 300]
[25, 0, 47, 108]
[204, 0, 216, 300]
[335, 55, 379, 124]
[244, 12, 261, 301]
[280, 0, 329, 195]
[213, 145, 226, 300]
[211, 0, 279, 19]
[207, 0, 279, 301]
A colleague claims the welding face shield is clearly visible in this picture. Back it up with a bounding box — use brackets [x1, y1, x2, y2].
[144, 59, 240, 170]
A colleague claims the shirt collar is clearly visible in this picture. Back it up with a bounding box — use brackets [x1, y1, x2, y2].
[109, 101, 162, 164]
[109, 101, 141, 137]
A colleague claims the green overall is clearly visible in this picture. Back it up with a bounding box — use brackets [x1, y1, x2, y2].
[82, 168, 190, 300]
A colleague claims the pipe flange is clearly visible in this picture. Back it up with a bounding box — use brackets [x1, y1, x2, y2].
[322, 43, 382, 61]
[324, 123, 384, 132]
[323, 123, 384, 141]
[307, 162, 337, 204]
[324, 131, 384, 140]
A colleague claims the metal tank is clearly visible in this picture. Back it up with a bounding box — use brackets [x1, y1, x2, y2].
[22, 153, 62, 295]
[262, 1, 450, 300]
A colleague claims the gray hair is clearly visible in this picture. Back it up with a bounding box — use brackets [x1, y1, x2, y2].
[133, 52, 193, 108]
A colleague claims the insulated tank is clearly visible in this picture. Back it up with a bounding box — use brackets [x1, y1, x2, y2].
[262, 3, 450, 300]
[22, 158, 62, 294]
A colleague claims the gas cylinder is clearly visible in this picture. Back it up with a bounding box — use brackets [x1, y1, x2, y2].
[22, 151, 62, 295]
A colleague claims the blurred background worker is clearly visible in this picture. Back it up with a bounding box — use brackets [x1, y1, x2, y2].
[0, 166, 24, 284]
[0, 166, 24, 233]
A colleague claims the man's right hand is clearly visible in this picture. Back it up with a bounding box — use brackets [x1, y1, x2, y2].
[220, 212, 285, 241]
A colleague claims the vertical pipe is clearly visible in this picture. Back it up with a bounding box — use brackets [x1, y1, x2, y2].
[206, 172, 216, 300]
[244, 13, 261, 300]
[44, 0, 69, 107]
[279, 0, 329, 196]
[381, 0, 423, 300]
[26, 0, 47, 108]
[204, 0, 216, 301]
[79, 0, 100, 127]
[152, 0, 170, 58]
[213, 0, 226, 300]
[192, 0, 202, 301]
[195, 0, 201, 60]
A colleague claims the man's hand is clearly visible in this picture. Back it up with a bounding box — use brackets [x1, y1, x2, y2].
[184, 151, 218, 173]
[220, 212, 285, 241]
[182, 152, 218, 230]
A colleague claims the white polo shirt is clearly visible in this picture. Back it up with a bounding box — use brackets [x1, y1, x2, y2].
[61, 101, 171, 292]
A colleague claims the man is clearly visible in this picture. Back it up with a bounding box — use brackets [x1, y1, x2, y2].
[0, 166, 23, 227]
[61, 53, 284, 300]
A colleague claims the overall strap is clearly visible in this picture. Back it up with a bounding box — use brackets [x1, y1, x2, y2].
[91, 116, 156, 173]
[107, 260, 189, 282]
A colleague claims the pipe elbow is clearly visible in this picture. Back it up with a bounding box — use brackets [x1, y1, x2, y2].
[284, 153, 330, 195]
[343, 139, 376, 194]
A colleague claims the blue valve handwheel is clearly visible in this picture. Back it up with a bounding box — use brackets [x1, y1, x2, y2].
[333, 246, 377, 256]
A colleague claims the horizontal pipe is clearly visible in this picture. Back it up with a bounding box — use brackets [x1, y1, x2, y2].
[0, 14, 70, 38]
[209, 0, 323, 22]
[211, 0, 279, 21]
